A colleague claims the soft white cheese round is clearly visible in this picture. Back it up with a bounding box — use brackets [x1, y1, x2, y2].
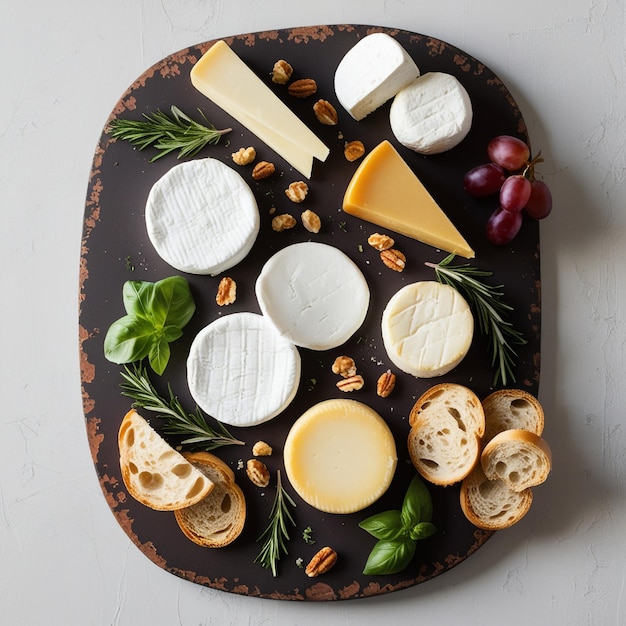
[255, 242, 370, 351]
[334, 32, 420, 121]
[145, 158, 259, 275]
[381, 281, 474, 377]
[390, 72, 473, 154]
[186, 312, 300, 427]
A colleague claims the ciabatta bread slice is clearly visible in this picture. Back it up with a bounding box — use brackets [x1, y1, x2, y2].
[460, 465, 533, 530]
[118, 409, 214, 511]
[174, 451, 246, 548]
[482, 389, 544, 443]
[481, 429, 552, 492]
[407, 383, 485, 486]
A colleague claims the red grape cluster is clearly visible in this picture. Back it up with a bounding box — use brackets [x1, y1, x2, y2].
[463, 135, 552, 245]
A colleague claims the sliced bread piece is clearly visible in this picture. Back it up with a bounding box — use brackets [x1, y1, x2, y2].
[118, 409, 214, 511]
[482, 388, 544, 443]
[174, 451, 246, 548]
[460, 465, 533, 530]
[481, 429, 552, 492]
[407, 383, 485, 486]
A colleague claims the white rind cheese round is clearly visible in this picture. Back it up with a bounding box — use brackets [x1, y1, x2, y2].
[381, 281, 474, 377]
[255, 241, 370, 351]
[284, 399, 397, 514]
[145, 158, 260, 275]
[390, 72, 473, 154]
[334, 32, 420, 121]
[186, 312, 300, 427]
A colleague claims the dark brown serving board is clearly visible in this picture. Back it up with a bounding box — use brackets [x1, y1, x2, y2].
[79, 24, 540, 601]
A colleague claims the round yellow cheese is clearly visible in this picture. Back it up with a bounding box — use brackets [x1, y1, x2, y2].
[283, 399, 397, 514]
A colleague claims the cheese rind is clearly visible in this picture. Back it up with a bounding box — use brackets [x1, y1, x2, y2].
[284, 399, 397, 514]
[342, 140, 475, 258]
[390, 72, 473, 154]
[191, 40, 329, 178]
[334, 33, 420, 121]
[381, 281, 474, 378]
[145, 158, 259, 275]
[255, 242, 370, 351]
[186, 312, 301, 427]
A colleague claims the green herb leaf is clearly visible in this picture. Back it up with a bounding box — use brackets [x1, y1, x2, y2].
[409, 522, 437, 542]
[362, 539, 416, 576]
[104, 276, 195, 375]
[359, 510, 405, 541]
[401, 474, 434, 528]
[120, 363, 245, 450]
[107, 105, 232, 162]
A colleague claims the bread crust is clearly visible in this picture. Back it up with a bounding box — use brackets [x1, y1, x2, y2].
[174, 451, 246, 548]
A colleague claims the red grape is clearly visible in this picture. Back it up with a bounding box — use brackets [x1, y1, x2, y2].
[487, 135, 530, 171]
[499, 174, 531, 212]
[524, 180, 553, 219]
[463, 163, 506, 197]
[486, 207, 523, 245]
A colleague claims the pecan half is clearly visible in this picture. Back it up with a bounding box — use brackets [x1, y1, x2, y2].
[271, 213, 297, 232]
[367, 232, 395, 251]
[376, 370, 396, 398]
[271, 59, 293, 84]
[288, 78, 317, 98]
[380, 248, 406, 272]
[216, 276, 237, 306]
[301, 209, 321, 233]
[336, 374, 364, 392]
[252, 161, 275, 180]
[285, 181, 309, 203]
[344, 140, 365, 162]
[313, 99, 338, 125]
[305, 546, 338, 577]
[246, 458, 270, 488]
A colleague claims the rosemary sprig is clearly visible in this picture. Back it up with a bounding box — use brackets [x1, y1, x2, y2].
[120, 363, 244, 449]
[425, 254, 526, 387]
[254, 470, 297, 577]
[107, 105, 231, 161]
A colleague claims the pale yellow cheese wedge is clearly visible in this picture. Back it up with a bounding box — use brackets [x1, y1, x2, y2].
[191, 41, 329, 179]
[284, 399, 397, 514]
[342, 140, 475, 258]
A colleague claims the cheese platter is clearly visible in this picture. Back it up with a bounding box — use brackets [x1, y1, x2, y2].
[79, 24, 543, 600]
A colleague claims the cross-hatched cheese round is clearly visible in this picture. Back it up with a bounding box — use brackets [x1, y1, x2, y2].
[186, 312, 300, 427]
[390, 72, 473, 154]
[255, 241, 370, 351]
[381, 281, 473, 378]
[334, 32, 420, 121]
[284, 399, 397, 514]
[145, 158, 259, 275]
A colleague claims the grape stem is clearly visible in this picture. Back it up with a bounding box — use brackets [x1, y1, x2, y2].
[523, 151, 544, 182]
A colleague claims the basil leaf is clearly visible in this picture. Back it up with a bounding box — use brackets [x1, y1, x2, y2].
[149, 336, 171, 376]
[104, 316, 155, 364]
[359, 510, 405, 541]
[163, 325, 184, 343]
[401, 475, 433, 527]
[150, 276, 196, 328]
[122, 280, 154, 320]
[362, 539, 416, 576]
[409, 521, 437, 542]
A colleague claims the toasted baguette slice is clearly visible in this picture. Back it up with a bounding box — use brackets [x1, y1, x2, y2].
[407, 383, 485, 486]
[481, 429, 552, 492]
[118, 409, 214, 511]
[174, 451, 246, 548]
[482, 389, 544, 443]
[460, 465, 533, 530]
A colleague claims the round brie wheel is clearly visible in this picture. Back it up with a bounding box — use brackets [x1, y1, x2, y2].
[284, 399, 397, 514]
[381, 281, 474, 378]
[145, 158, 259, 275]
[390, 72, 473, 154]
[255, 241, 370, 351]
[186, 312, 300, 427]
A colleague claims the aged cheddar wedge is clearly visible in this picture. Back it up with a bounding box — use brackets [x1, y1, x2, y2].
[191, 40, 329, 178]
[284, 399, 397, 514]
[342, 140, 475, 258]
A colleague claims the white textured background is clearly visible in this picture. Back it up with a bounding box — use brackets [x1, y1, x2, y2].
[2, 1, 625, 624]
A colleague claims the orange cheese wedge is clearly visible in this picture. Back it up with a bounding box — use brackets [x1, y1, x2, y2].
[342, 140, 475, 258]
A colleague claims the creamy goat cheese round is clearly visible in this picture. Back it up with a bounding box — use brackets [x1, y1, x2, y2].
[284, 399, 397, 514]
[145, 158, 259, 275]
[390, 72, 473, 154]
[186, 312, 300, 427]
[382, 281, 474, 377]
[255, 241, 370, 351]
